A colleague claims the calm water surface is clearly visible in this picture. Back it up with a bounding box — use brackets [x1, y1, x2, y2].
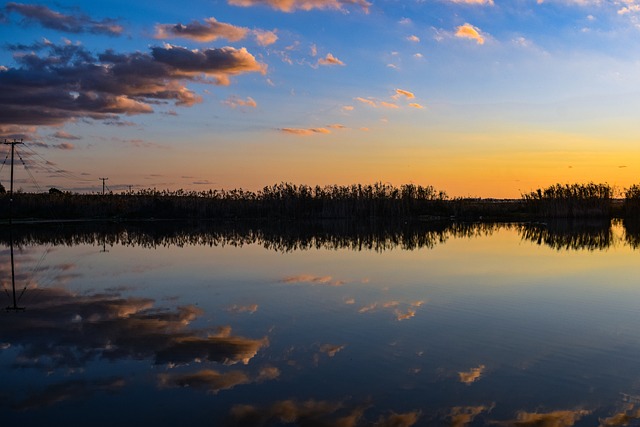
[2, 221, 640, 426]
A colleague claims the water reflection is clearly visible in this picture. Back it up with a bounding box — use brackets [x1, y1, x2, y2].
[0, 219, 636, 251]
[516, 220, 614, 251]
[1, 285, 267, 369]
[228, 399, 420, 427]
[3, 220, 640, 425]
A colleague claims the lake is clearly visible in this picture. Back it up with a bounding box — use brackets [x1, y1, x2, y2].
[2, 220, 640, 426]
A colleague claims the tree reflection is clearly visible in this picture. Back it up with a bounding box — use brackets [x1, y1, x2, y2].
[0, 219, 638, 252]
[516, 220, 614, 251]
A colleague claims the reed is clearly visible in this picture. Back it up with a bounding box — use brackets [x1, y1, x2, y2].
[522, 183, 614, 218]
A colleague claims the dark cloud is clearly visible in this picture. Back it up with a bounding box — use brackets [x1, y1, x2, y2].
[155, 17, 248, 42]
[0, 286, 268, 371]
[4, 3, 123, 36]
[0, 124, 37, 139]
[0, 42, 265, 129]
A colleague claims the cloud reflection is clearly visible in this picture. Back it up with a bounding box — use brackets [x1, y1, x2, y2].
[158, 369, 251, 393]
[281, 274, 346, 286]
[0, 287, 268, 370]
[13, 377, 125, 411]
[449, 405, 492, 427]
[229, 399, 419, 427]
[458, 365, 485, 385]
[358, 300, 424, 321]
[497, 409, 591, 427]
[227, 303, 259, 314]
[158, 363, 281, 395]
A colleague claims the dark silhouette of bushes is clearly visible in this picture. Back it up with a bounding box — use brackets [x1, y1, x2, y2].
[522, 183, 614, 218]
[0, 182, 451, 221]
[623, 184, 640, 218]
[1, 181, 638, 221]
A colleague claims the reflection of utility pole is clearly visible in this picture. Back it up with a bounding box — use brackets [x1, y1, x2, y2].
[100, 233, 109, 253]
[7, 228, 25, 311]
[3, 139, 23, 225]
[99, 177, 108, 195]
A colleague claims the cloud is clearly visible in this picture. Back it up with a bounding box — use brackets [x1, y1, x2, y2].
[4, 2, 123, 35]
[155, 17, 248, 42]
[409, 103, 424, 109]
[497, 409, 590, 426]
[227, 0, 371, 13]
[355, 97, 377, 107]
[223, 96, 258, 109]
[394, 89, 415, 99]
[0, 124, 38, 139]
[342, 105, 354, 111]
[51, 130, 81, 140]
[281, 274, 345, 285]
[318, 53, 345, 66]
[458, 365, 485, 384]
[254, 29, 279, 46]
[52, 142, 75, 150]
[0, 42, 265, 129]
[150, 44, 267, 82]
[327, 123, 346, 129]
[406, 35, 420, 42]
[447, 0, 494, 4]
[379, 101, 399, 109]
[455, 23, 485, 44]
[279, 127, 332, 135]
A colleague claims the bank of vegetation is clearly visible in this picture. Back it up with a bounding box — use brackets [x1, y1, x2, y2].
[0, 181, 639, 221]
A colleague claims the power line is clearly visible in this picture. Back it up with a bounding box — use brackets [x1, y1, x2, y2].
[19, 144, 94, 183]
[16, 148, 42, 193]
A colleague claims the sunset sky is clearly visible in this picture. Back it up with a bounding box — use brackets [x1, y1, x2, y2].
[2, 0, 640, 197]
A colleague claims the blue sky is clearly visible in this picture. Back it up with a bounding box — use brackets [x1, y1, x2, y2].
[2, 0, 640, 197]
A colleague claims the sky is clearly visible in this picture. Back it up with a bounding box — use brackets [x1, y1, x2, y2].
[1, 0, 640, 197]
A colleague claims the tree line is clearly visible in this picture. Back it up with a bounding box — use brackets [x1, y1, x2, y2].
[1, 181, 640, 220]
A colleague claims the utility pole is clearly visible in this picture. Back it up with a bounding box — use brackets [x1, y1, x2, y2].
[99, 177, 108, 195]
[3, 139, 23, 225]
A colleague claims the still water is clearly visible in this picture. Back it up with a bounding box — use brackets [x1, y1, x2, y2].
[2, 220, 640, 426]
